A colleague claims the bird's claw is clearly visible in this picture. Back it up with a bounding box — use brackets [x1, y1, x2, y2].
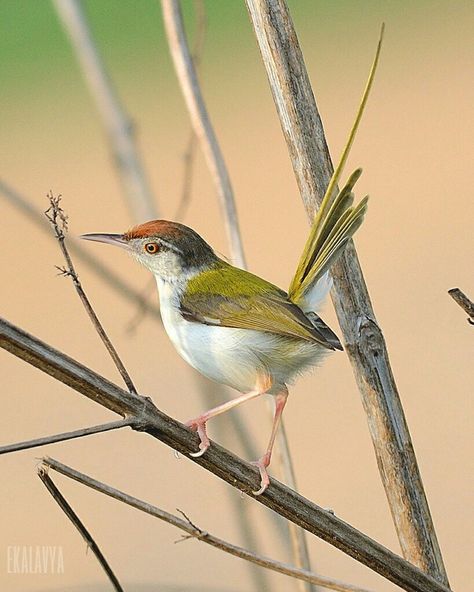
[251, 454, 271, 496]
[186, 418, 210, 458]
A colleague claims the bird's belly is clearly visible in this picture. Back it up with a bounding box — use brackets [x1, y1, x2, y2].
[160, 294, 327, 393]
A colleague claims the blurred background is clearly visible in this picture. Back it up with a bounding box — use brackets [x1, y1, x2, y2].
[1, 1, 472, 591]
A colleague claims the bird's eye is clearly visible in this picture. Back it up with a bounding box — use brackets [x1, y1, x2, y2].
[145, 242, 159, 254]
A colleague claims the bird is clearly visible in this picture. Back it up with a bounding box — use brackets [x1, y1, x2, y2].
[81, 168, 368, 495]
[80, 25, 383, 494]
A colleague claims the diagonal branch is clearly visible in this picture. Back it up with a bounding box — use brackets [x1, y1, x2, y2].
[41, 456, 374, 592]
[38, 465, 124, 592]
[52, 0, 158, 222]
[0, 419, 133, 456]
[245, 0, 449, 585]
[448, 288, 474, 325]
[0, 316, 452, 592]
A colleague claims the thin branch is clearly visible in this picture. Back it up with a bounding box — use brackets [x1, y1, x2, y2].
[0, 419, 133, 456]
[0, 179, 161, 321]
[161, 2, 311, 584]
[161, 0, 246, 268]
[38, 465, 124, 592]
[0, 317, 452, 592]
[52, 0, 158, 222]
[42, 457, 374, 592]
[45, 193, 138, 395]
[448, 288, 474, 325]
[245, 1, 449, 585]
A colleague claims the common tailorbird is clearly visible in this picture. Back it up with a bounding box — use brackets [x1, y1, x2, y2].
[81, 168, 367, 494]
[80, 27, 382, 493]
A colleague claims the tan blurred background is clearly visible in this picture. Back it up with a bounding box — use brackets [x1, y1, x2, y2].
[1, 1, 472, 591]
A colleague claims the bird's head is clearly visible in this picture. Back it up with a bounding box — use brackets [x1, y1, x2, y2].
[81, 220, 217, 282]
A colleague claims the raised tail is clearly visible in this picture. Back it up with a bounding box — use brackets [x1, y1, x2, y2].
[288, 169, 368, 306]
[288, 24, 384, 309]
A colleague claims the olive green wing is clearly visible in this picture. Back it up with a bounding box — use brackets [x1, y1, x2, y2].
[181, 262, 341, 350]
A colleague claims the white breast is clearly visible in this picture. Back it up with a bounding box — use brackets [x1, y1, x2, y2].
[156, 278, 327, 394]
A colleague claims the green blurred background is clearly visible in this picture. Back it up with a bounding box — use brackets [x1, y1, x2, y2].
[1, 1, 472, 591]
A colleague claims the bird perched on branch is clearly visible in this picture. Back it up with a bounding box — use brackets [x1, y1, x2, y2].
[82, 29, 382, 495]
[81, 168, 367, 494]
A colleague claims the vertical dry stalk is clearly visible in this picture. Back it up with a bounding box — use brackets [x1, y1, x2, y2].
[161, 2, 315, 588]
[161, 0, 246, 269]
[53, 0, 158, 222]
[245, 0, 448, 585]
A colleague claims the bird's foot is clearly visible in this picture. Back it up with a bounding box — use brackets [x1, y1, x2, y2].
[186, 417, 210, 458]
[251, 452, 271, 496]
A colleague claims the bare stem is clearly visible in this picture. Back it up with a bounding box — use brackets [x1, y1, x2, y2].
[53, 0, 158, 222]
[161, 0, 246, 268]
[42, 456, 374, 592]
[0, 316, 452, 592]
[0, 418, 133, 456]
[448, 288, 474, 325]
[38, 465, 124, 592]
[45, 193, 138, 395]
[245, 0, 448, 584]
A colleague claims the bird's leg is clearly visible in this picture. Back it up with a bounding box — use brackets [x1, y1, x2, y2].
[252, 386, 288, 496]
[186, 374, 271, 458]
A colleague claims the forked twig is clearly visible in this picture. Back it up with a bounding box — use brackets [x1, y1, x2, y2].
[448, 288, 474, 325]
[0, 180, 161, 321]
[38, 464, 124, 592]
[45, 192, 137, 395]
[42, 457, 374, 592]
[0, 418, 133, 456]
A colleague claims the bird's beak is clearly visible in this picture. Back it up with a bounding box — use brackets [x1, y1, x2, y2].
[80, 233, 129, 250]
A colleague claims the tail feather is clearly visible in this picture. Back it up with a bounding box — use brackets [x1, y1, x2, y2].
[289, 170, 368, 305]
[288, 24, 384, 308]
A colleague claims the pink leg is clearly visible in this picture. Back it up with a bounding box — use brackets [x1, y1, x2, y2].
[252, 387, 288, 495]
[186, 374, 271, 458]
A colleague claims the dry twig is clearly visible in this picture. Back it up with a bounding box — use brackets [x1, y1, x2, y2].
[245, 1, 448, 584]
[0, 418, 133, 455]
[0, 180, 161, 321]
[161, 0, 246, 269]
[0, 317, 452, 592]
[41, 456, 375, 592]
[45, 192, 137, 395]
[38, 465, 124, 592]
[448, 288, 474, 325]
